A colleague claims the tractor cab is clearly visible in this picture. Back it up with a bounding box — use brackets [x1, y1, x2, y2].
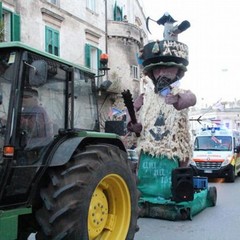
[0, 42, 98, 205]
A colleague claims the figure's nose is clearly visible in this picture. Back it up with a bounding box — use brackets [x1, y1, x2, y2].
[152, 67, 179, 81]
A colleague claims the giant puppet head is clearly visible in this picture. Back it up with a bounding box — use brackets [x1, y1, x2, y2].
[139, 13, 190, 94]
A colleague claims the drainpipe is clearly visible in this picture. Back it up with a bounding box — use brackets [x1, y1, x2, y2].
[104, 0, 109, 82]
[105, 0, 108, 54]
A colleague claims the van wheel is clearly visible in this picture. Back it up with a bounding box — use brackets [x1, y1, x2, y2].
[226, 167, 235, 183]
[35, 143, 139, 240]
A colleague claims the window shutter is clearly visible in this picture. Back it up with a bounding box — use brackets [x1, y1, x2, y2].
[45, 26, 59, 56]
[45, 27, 52, 53]
[97, 49, 102, 69]
[53, 31, 59, 56]
[113, 2, 117, 21]
[114, 4, 122, 21]
[0, 2, 2, 21]
[85, 44, 91, 68]
[0, 2, 3, 42]
[11, 13, 20, 41]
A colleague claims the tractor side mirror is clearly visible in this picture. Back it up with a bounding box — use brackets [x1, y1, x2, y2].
[27, 60, 48, 86]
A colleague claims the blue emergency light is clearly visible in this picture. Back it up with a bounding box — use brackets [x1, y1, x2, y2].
[201, 126, 220, 132]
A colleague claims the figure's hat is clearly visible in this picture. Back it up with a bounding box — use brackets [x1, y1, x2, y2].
[138, 39, 189, 82]
[141, 13, 190, 78]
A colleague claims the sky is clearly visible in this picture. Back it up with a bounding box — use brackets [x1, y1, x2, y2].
[139, 0, 240, 106]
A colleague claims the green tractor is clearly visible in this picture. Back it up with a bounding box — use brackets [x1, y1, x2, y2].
[0, 42, 138, 239]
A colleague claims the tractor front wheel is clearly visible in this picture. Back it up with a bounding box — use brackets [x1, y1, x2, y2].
[35, 143, 138, 239]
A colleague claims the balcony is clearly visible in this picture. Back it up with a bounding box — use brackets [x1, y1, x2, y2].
[107, 20, 143, 45]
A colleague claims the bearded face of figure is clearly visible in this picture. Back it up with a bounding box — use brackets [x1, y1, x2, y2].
[149, 66, 185, 94]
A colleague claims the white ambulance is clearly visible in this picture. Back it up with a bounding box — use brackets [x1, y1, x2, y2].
[189, 126, 240, 182]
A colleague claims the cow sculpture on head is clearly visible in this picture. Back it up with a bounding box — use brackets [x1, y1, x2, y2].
[123, 13, 216, 220]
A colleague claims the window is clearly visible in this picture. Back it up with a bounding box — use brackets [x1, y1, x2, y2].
[17, 51, 68, 163]
[85, 44, 102, 74]
[0, 2, 20, 42]
[74, 69, 98, 130]
[131, 65, 139, 79]
[45, 26, 60, 56]
[113, 2, 123, 21]
[48, 0, 60, 6]
[87, 0, 96, 12]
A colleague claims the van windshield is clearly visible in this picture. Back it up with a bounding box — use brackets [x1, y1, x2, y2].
[194, 136, 232, 151]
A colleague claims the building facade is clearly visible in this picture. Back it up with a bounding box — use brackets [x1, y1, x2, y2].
[189, 107, 240, 136]
[0, 0, 148, 132]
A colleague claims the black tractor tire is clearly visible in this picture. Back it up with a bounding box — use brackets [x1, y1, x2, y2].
[35, 143, 139, 240]
[207, 186, 217, 206]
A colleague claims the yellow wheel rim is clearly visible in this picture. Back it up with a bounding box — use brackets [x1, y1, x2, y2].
[88, 174, 131, 240]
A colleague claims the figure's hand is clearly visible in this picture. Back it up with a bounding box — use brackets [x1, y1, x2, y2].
[133, 93, 144, 111]
[127, 122, 142, 135]
[164, 94, 179, 104]
[173, 90, 196, 110]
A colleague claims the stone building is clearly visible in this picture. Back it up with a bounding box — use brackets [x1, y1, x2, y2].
[0, 0, 148, 132]
[189, 106, 240, 136]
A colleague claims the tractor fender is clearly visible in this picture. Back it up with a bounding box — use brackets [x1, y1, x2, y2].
[49, 135, 126, 166]
[50, 137, 84, 166]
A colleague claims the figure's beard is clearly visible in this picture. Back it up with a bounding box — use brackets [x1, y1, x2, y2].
[152, 67, 183, 94]
[155, 75, 179, 94]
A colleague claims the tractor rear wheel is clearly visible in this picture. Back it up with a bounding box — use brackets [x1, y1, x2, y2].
[35, 143, 139, 239]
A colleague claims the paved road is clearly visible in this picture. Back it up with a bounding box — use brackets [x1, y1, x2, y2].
[134, 177, 240, 240]
[28, 178, 240, 240]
